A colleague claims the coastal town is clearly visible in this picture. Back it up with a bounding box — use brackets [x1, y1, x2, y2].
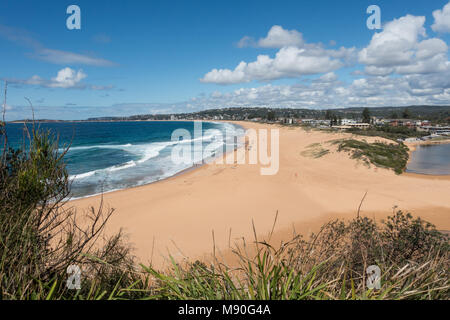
[85, 105, 450, 142]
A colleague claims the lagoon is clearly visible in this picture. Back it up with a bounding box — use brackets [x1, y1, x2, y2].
[406, 143, 450, 175]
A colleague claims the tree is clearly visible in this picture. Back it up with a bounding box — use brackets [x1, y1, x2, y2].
[402, 108, 411, 119]
[332, 115, 338, 126]
[266, 111, 275, 121]
[362, 108, 371, 124]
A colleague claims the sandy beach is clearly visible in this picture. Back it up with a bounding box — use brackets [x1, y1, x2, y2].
[68, 121, 450, 268]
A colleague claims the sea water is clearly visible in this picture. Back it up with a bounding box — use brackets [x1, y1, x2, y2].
[3, 121, 243, 198]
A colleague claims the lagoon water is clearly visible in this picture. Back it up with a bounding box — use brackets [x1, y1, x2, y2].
[406, 143, 450, 175]
[4, 121, 242, 198]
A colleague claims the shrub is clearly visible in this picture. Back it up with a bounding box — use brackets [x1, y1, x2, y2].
[333, 139, 409, 174]
[0, 124, 137, 299]
[147, 211, 449, 300]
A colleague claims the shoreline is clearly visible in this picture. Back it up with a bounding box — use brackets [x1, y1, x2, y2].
[404, 139, 450, 179]
[68, 121, 450, 268]
[68, 162, 205, 201]
[7, 119, 228, 124]
[405, 138, 450, 154]
[66, 120, 245, 201]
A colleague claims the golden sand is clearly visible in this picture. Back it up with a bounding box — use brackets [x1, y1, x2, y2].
[68, 122, 450, 268]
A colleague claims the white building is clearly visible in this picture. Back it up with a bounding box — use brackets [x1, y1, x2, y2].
[341, 119, 357, 125]
[347, 123, 371, 129]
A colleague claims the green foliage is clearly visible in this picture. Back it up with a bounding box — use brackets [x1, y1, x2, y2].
[85, 106, 450, 124]
[362, 108, 371, 124]
[266, 111, 276, 121]
[333, 139, 409, 174]
[382, 211, 449, 262]
[347, 125, 428, 141]
[402, 108, 411, 119]
[301, 143, 330, 159]
[145, 211, 449, 300]
[0, 125, 137, 300]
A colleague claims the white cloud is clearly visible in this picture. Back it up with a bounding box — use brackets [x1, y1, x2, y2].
[238, 25, 304, 48]
[431, 1, 450, 33]
[0, 24, 116, 67]
[257, 25, 304, 48]
[196, 64, 450, 110]
[201, 46, 350, 84]
[6, 67, 112, 90]
[206, 24, 356, 84]
[237, 36, 255, 48]
[34, 49, 116, 67]
[6, 71, 450, 121]
[359, 15, 426, 68]
[200, 7, 450, 107]
[2, 103, 12, 111]
[274, 47, 343, 74]
[317, 72, 338, 82]
[359, 14, 449, 76]
[50, 67, 86, 88]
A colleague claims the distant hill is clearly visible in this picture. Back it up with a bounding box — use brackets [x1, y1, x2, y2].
[8, 105, 450, 123]
[87, 105, 450, 123]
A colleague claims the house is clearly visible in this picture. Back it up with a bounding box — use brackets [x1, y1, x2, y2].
[374, 118, 387, 125]
[341, 118, 357, 125]
[419, 126, 450, 135]
[389, 119, 399, 127]
[300, 119, 315, 125]
[388, 119, 423, 128]
[347, 123, 371, 129]
[332, 125, 352, 130]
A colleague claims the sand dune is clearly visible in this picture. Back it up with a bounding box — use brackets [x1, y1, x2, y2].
[68, 122, 450, 268]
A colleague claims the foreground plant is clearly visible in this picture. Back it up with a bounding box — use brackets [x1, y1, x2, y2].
[146, 211, 448, 300]
[0, 124, 137, 299]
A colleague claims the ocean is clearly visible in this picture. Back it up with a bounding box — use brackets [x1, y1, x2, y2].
[406, 143, 450, 175]
[3, 121, 243, 198]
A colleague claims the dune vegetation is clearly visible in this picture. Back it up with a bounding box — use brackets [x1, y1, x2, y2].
[332, 139, 410, 174]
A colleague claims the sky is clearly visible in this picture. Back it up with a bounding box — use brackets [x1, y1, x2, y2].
[1, 0, 450, 120]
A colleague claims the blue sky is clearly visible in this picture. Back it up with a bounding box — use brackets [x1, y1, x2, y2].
[1, 0, 450, 120]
